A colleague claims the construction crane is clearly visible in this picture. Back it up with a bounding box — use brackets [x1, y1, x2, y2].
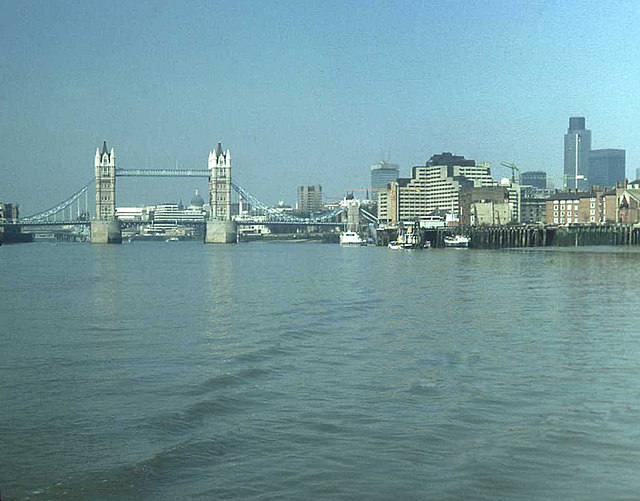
[500, 162, 520, 183]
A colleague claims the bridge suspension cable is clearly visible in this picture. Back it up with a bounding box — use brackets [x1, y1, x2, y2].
[19, 174, 347, 225]
[231, 182, 347, 223]
[23, 179, 94, 222]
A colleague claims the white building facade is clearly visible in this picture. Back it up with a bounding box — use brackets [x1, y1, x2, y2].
[378, 158, 495, 225]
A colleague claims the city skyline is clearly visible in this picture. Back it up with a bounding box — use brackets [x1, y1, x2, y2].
[2, 0, 639, 214]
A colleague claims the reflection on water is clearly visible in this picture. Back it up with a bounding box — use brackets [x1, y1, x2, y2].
[204, 246, 235, 337]
[92, 245, 119, 327]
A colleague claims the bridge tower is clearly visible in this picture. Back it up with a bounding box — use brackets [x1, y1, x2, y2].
[205, 141, 237, 243]
[91, 141, 122, 243]
[95, 141, 116, 220]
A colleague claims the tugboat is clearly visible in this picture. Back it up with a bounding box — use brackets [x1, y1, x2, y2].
[389, 220, 423, 249]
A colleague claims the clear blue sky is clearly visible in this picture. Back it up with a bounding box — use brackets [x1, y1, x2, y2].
[2, 0, 639, 213]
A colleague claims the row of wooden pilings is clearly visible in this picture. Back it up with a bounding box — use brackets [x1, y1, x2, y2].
[377, 224, 640, 249]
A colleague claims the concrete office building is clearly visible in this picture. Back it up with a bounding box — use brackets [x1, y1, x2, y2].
[564, 117, 591, 190]
[378, 153, 494, 224]
[588, 149, 626, 187]
[297, 185, 323, 214]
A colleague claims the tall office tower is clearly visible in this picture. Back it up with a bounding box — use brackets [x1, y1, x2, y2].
[297, 185, 323, 214]
[564, 117, 591, 190]
[520, 171, 547, 190]
[371, 161, 399, 200]
[588, 149, 626, 187]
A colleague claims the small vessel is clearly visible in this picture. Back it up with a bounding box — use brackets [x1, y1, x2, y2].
[391, 222, 423, 250]
[340, 231, 365, 245]
[166, 236, 180, 242]
[444, 235, 470, 248]
[400, 232, 421, 249]
[388, 238, 420, 250]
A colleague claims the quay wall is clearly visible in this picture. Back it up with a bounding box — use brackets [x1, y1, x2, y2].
[377, 224, 640, 249]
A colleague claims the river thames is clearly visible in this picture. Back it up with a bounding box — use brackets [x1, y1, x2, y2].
[2, 242, 640, 500]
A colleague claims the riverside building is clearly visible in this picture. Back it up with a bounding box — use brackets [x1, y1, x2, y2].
[545, 187, 614, 225]
[378, 152, 495, 225]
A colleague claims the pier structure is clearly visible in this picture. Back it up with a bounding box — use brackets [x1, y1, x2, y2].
[376, 224, 640, 249]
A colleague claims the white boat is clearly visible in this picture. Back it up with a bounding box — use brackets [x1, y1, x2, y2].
[388, 241, 403, 250]
[340, 232, 365, 245]
[166, 237, 180, 242]
[444, 235, 470, 248]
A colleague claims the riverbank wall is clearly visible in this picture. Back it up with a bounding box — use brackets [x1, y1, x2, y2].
[376, 224, 640, 249]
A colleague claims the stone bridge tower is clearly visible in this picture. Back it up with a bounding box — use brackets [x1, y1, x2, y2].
[208, 141, 231, 220]
[205, 141, 237, 243]
[91, 141, 122, 243]
[95, 141, 116, 220]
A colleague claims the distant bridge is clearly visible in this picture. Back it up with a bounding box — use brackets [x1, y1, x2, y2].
[3, 141, 378, 243]
[7, 173, 351, 228]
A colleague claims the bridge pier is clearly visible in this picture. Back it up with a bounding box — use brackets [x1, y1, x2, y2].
[90, 220, 122, 244]
[205, 220, 237, 244]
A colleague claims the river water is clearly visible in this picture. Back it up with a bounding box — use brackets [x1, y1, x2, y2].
[1, 242, 640, 500]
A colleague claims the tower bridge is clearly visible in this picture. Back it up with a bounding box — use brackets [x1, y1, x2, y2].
[92, 140, 235, 243]
[7, 140, 350, 243]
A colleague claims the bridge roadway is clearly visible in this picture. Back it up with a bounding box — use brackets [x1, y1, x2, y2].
[115, 169, 210, 177]
[3, 219, 342, 228]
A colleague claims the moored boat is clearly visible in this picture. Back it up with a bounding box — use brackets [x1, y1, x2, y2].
[444, 235, 470, 248]
[340, 231, 365, 245]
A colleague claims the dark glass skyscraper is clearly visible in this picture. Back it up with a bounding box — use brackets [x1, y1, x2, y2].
[564, 117, 591, 190]
[520, 171, 547, 190]
[588, 149, 625, 187]
[371, 161, 399, 200]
